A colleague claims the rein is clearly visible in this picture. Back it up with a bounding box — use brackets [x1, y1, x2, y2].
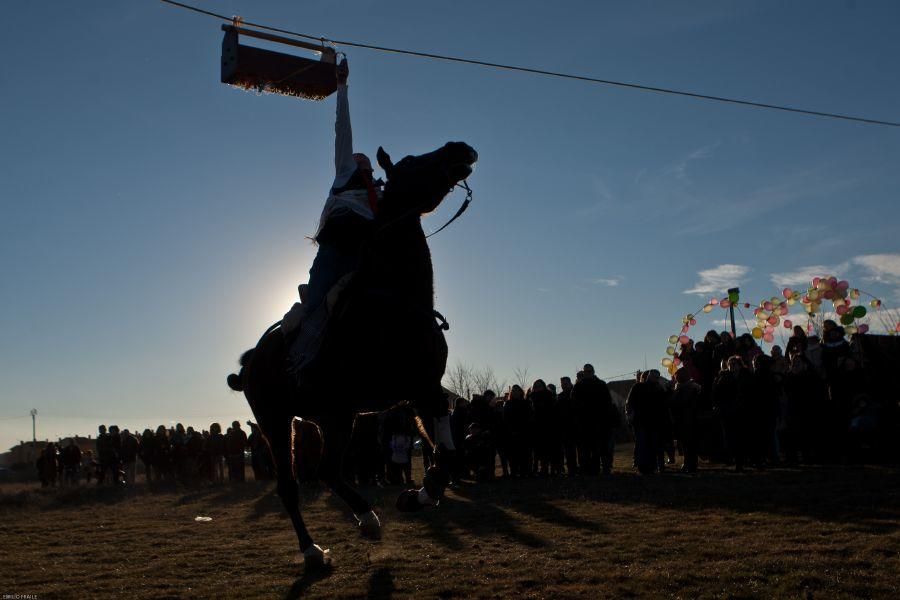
[426, 180, 473, 239]
[370, 178, 474, 241]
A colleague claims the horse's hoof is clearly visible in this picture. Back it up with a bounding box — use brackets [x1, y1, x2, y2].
[303, 544, 332, 570]
[396, 489, 424, 512]
[356, 510, 382, 540]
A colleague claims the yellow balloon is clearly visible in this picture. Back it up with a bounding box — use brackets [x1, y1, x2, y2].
[668, 335, 678, 344]
[850, 289, 860, 300]
[667, 363, 677, 375]
[703, 304, 713, 313]
[661, 357, 673, 368]
[666, 346, 676, 356]
[787, 297, 796, 306]
[752, 327, 763, 339]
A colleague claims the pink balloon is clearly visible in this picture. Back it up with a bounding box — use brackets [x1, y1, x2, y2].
[689, 318, 696, 326]
[858, 324, 869, 334]
[765, 325, 774, 334]
[784, 319, 793, 329]
[767, 315, 778, 326]
[836, 304, 849, 315]
[763, 332, 774, 343]
[682, 325, 690, 333]
[720, 299, 731, 309]
[764, 301, 774, 311]
[679, 335, 690, 345]
[824, 290, 835, 300]
[710, 297, 719, 305]
[753, 307, 761, 316]
[838, 280, 849, 290]
[812, 277, 821, 288]
[779, 304, 789, 316]
[782, 287, 793, 299]
[673, 357, 682, 366]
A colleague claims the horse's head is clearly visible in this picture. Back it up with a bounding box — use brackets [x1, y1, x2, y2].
[376, 142, 478, 217]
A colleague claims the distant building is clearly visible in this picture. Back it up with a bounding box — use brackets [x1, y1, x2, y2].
[0, 435, 95, 468]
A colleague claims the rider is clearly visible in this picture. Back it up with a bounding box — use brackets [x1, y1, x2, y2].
[283, 57, 382, 335]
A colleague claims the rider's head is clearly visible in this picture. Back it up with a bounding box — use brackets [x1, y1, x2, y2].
[353, 153, 373, 174]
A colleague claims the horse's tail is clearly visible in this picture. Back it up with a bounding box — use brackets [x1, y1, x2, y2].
[226, 348, 256, 392]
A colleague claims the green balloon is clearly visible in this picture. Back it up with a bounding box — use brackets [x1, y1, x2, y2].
[852, 305, 867, 319]
[840, 313, 855, 326]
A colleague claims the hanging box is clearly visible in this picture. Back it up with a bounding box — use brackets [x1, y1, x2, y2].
[221, 25, 337, 100]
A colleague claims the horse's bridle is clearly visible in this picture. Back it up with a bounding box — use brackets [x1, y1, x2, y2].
[425, 180, 473, 239]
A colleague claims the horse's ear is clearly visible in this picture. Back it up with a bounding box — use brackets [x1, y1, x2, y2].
[376, 146, 393, 174]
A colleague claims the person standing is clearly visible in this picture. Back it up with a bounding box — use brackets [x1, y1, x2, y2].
[225, 421, 248, 482]
[96, 425, 117, 485]
[574, 364, 616, 475]
[713, 357, 752, 472]
[555, 376, 579, 476]
[503, 385, 532, 478]
[208, 423, 226, 483]
[669, 369, 701, 473]
[528, 379, 557, 476]
[120, 429, 140, 485]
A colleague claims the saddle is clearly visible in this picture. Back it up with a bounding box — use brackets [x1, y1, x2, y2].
[284, 274, 450, 388]
[285, 273, 354, 383]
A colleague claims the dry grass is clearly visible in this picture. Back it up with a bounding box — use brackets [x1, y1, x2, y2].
[2, 448, 899, 599]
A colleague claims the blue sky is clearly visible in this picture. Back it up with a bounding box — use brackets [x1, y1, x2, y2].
[2, 1, 899, 450]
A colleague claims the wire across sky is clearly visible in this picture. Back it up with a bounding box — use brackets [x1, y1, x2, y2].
[159, 0, 900, 128]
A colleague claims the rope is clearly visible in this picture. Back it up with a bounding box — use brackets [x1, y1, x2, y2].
[158, 0, 900, 128]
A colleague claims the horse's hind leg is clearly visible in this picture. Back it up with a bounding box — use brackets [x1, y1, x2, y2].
[265, 416, 330, 568]
[318, 414, 381, 540]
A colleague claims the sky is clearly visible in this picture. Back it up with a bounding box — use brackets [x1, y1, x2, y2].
[2, 1, 899, 451]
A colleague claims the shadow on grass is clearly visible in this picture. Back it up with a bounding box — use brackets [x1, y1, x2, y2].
[448, 464, 900, 535]
[283, 563, 334, 600]
[411, 488, 576, 551]
[366, 567, 395, 599]
[396, 463, 900, 551]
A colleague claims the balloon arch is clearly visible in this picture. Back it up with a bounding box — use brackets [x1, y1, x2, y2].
[661, 274, 900, 376]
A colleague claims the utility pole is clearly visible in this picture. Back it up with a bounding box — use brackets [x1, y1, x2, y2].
[727, 287, 740, 338]
[30, 409, 37, 444]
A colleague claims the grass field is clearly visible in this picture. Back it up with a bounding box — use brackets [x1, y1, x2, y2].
[2, 448, 899, 599]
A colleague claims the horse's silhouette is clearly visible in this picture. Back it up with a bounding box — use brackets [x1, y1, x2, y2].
[227, 141, 477, 567]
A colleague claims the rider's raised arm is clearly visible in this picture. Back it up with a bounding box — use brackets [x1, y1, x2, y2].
[332, 59, 355, 191]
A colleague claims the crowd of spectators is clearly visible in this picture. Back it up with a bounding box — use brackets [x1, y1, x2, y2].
[34, 323, 897, 488]
[36, 420, 274, 487]
[437, 323, 896, 481]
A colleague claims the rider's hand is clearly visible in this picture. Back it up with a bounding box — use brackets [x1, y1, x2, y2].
[336, 59, 349, 85]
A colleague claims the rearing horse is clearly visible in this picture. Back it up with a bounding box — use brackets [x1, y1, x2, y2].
[227, 141, 477, 568]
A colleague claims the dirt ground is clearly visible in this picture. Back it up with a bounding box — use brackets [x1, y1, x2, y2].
[2, 449, 899, 599]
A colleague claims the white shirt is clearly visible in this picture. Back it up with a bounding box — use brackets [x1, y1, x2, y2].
[314, 83, 380, 239]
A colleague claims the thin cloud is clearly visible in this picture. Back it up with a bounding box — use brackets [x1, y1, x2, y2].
[665, 143, 719, 182]
[770, 262, 849, 288]
[683, 264, 749, 295]
[677, 167, 859, 236]
[592, 277, 622, 287]
[853, 254, 900, 285]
